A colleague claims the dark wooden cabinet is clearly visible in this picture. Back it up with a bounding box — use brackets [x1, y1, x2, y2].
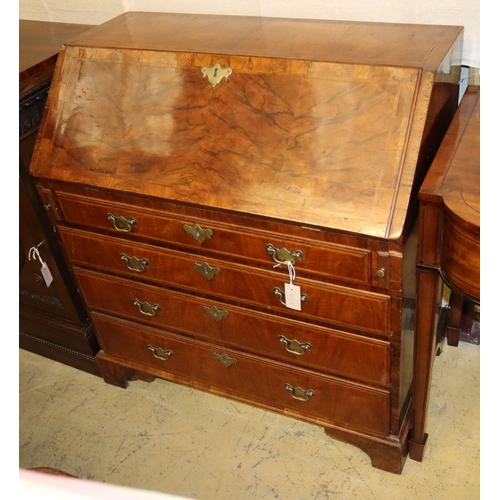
[29, 13, 464, 473]
[19, 20, 101, 376]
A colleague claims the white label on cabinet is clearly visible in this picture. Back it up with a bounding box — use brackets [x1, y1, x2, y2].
[284, 261, 301, 310]
[284, 282, 302, 311]
[40, 262, 54, 288]
[28, 241, 53, 288]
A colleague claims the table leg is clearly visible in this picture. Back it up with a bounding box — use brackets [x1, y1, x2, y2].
[446, 290, 464, 347]
[408, 266, 443, 461]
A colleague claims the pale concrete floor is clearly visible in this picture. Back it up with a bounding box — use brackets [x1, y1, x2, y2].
[19, 342, 479, 500]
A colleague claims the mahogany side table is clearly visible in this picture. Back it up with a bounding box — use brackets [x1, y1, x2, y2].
[409, 86, 479, 461]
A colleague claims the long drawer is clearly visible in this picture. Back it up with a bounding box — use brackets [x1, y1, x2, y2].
[92, 313, 390, 437]
[54, 191, 372, 285]
[74, 267, 391, 386]
[59, 226, 390, 336]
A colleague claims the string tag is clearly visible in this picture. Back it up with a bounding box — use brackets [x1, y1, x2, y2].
[284, 261, 302, 311]
[28, 241, 53, 288]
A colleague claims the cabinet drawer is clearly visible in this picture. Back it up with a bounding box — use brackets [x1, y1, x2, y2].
[74, 268, 391, 386]
[60, 227, 390, 336]
[55, 191, 371, 285]
[92, 313, 390, 437]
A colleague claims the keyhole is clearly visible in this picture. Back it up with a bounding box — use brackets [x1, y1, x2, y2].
[213, 67, 218, 77]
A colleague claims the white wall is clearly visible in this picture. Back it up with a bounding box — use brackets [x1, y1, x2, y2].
[19, 0, 479, 68]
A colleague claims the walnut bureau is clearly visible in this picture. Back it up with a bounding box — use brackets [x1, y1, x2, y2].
[29, 12, 463, 473]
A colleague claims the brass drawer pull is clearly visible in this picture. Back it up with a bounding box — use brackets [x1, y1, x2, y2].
[213, 352, 238, 368]
[193, 262, 221, 280]
[107, 212, 137, 232]
[147, 344, 172, 361]
[273, 287, 308, 307]
[279, 335, 312, 355]
[183, 223, 213, 244]
[120, 253, 149, 272]
[202, 305, 229, 322]
[285, 383, 315, 402]
[266, 244, 303, 266]
[133, 299, 160, 316]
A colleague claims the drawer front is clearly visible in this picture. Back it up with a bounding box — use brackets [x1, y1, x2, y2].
[60, 227, 390, 336]
[74, 268, 391, 386]
[55, 191, 371, 285]
[92, 313, 390, 437]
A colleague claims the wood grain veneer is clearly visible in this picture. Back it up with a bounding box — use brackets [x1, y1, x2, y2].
[29, 13, 464, 473]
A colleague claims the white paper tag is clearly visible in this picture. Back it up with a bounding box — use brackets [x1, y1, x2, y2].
[285, 282, 302, 311]
[40, 261, 54, 287]
[28, 241, 53, 288]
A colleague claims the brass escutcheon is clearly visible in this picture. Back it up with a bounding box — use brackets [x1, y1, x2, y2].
[183, 223, 213, 244]
[107, 212, 137, 232]
[133, 299, 160, 317]
[279, 335, 312, 355]
[120, 253, 149, 273]
[213, 352, 238, 368]
[147, 344, 173, 361]
[201, 63, 232, 87]
[284, 383, 315, 402]
[193, 262, 221, 280]
[266, 244, 303, 266]
[202, 305, 229, 322]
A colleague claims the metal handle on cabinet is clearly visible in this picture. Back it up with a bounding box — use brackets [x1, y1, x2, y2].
[266, 244, 303, 266]
[183, 223, 213, 244]
[120, 253, 149, 273]
[279, 335, 312, 355]
[273, 287, 308, 307]
[284, 383, 315, 402]
[193, 262, 221, 280]
[147, 344, 172, 361]
[202, 305, 229, 322]
[107, 212, 137, 232]
[133, 299, 160, 317]
[213, 352, 238, 368]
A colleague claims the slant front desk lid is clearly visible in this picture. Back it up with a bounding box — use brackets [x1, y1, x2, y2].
[30, 12, 463, 239]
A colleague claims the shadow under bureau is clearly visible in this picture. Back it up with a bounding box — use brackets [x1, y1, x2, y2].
[29, 12, 463, 473]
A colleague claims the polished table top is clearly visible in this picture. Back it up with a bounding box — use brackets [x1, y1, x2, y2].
[419, 87, 480, 236]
